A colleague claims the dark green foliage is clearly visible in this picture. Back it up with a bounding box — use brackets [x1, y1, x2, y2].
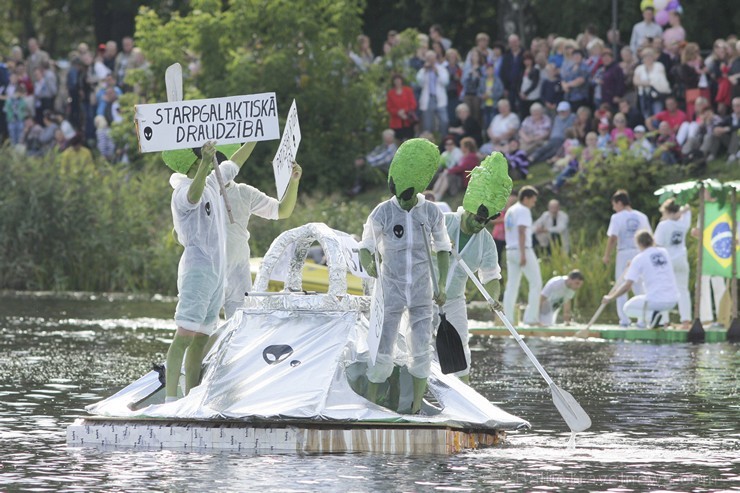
[556, 154, 673, 232]
[0, 148, 179, 293]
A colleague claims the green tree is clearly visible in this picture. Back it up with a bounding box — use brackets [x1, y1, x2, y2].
[0, 0, 190, 58]
[131, 0, 382, 195]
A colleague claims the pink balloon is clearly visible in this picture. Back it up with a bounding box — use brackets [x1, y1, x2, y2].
[655, 9, 670, 26]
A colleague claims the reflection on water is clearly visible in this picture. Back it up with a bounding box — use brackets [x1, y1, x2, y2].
[1, 294, 739, 492]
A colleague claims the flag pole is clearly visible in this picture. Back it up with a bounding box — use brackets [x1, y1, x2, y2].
[728, 186, 740, 341]
[689, 182, 706, 343]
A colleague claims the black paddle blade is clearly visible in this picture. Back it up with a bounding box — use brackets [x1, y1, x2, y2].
[687, 318, 705, 343]
[436, 314, 467, 374]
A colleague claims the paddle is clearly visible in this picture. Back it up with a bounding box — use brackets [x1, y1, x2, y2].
[164, 63, 183, 103]
[421, 225, 467, 374]
[451, 250, 592, 432]
[573, 303, 608, 338]
[165, 63, 234, 224]
[367, 226, 383, 366]
[574, 268, 627, 338]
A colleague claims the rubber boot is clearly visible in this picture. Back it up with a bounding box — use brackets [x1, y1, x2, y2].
[388, 367, 401, 411]
[411, 376, 427, 414]
[366, 381, 381, 405]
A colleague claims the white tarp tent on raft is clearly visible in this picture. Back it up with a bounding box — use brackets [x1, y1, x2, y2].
[85, 223, 529, 431]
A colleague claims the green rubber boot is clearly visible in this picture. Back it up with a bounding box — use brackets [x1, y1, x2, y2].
[366, 381, 381, 405]
[411, 376, 427, 414]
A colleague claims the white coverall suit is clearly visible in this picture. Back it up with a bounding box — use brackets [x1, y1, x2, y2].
[433, 209, 501, 377]
[170, 161, 240, 335]
[361, 194, 452, 383]
[223, 183, 279, 319]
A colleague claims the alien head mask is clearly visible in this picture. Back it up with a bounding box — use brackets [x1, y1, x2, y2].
[462, 151, 513, 221]
[387, 138, 440, 202]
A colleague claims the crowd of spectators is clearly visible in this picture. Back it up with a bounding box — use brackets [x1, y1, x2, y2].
[0, 36, 148, 164]
[350, 8, 740, 198]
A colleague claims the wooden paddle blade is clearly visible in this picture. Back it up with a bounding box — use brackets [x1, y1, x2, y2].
[436, 314, 467, 374]
[165, 63, 183, 103]
[550, 383, 591, 432]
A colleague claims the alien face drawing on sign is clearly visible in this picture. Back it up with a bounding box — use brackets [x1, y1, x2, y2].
[144, 127, 153, 140]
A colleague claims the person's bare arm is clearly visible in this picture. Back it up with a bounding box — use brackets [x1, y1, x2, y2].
[187, 142, 215, 204]
[603, 235, 617, 265]
[518, 225, 527, 266]
[230, 141, 257, 167]
[277, 164, 302, 219]
[604, 280, 634, 303]
[563, 300, 572, 325]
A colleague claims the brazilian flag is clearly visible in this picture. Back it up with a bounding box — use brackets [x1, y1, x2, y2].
[702, 202, 740, 278]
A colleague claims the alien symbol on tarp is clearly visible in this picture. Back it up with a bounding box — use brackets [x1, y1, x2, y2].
[263, 345, 294, 365]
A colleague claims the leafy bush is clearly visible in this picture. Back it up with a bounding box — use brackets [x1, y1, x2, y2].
[0, 147, 179, 293]
[128, 0, 382, 197]
[555, 153, 674, 232]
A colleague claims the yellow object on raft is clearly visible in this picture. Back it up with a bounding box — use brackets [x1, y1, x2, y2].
[249, 257, 364, 295]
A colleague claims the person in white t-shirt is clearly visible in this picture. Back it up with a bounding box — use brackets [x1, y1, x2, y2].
[503, 186, 542, 324]
[602, 189, 652, 326]
[487, 99, 521, 145]
[539, 270, 584, 326]
[654, 198, 691, 329]
[603, 230, 679, 328]
[223, 143, 302, 319]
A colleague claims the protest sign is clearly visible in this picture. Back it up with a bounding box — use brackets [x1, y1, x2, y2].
[334, 230, 372, 280]
[135, 92, 280, 152]
[272, 100, 301, 201]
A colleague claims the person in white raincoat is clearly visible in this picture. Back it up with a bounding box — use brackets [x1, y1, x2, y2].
[222, 142, 303, 319]
[654, 198, 691, 329]
[162, 140, 253, 402]
[360, 138, 451, 414]
[433, 152, 512, 383]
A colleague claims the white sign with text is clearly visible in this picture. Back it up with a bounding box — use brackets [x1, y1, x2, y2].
[272, 100, 301, 201]
[134, 92, 280, 152]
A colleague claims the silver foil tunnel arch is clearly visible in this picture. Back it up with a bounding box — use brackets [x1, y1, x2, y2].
[253, 223, 349, 296]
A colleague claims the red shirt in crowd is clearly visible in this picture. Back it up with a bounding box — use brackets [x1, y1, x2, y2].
[386, 86, 417, 130]
[652, 109, 688, 131]
[447, 152, 479, 187]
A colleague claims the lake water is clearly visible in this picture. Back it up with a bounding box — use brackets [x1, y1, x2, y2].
[1, 293, 738, 492]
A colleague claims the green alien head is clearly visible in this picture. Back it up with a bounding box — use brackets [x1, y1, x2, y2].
[388, 138, 440, 201]
[462, 151, 513, 220]
[162, 143, 241, 174]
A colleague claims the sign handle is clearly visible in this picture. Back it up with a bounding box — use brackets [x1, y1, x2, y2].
[211, 154, 234, 224]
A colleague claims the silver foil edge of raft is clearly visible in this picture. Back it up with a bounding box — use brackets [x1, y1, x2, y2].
[253, 222, 349, 297]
